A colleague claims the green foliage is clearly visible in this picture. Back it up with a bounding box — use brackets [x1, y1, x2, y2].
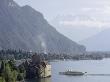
[0, 60, 25, 82]
[0, 77, 5, 82]
[18, 64, 25, 73]
[0, 61, 5, 76]
[12, 70, 18, 82]
[8, 60, 17, 71]
[4, 63, 14, 82]
[17, 73, 24, 81]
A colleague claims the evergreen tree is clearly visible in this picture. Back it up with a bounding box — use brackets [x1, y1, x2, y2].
[0, 61, 18, 82]
[0, 61, 6, 82]
[4, 63, 13, 82]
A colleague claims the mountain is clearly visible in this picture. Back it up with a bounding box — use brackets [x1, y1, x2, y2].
[80, 29, 110, 51]
[51, 15, 103, 42]
[0, 0, 86, 54]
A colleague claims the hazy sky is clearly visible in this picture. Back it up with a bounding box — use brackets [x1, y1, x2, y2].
[14, 0, 110, 21]
[14, 0, 110, 42]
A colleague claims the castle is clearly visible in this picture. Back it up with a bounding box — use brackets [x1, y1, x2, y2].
[25, 54, 51, 78]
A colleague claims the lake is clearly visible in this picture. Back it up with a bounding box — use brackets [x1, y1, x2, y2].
[26, 59, 110, 82]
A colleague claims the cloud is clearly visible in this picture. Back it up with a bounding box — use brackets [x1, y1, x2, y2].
[81, 5, 110, 15]
[103, 6, 110, 14]
[81, 8, 94, 11]
[59, 20, 110, 28]
[58, 5, 110, 28]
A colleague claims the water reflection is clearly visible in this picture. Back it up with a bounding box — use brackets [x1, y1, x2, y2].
[25, 77, 51, 82]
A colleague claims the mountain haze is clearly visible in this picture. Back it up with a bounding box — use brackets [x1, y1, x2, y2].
[80, 29, 110, 51]
[51, 15, 102, 42]
[0, 0, 86, 54]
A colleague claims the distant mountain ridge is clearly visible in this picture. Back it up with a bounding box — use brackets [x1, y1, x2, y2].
[0, 0, 86, 54]
[80, 28, 110, 51]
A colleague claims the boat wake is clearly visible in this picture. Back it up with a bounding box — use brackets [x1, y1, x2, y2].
[86, 74, 110, 76]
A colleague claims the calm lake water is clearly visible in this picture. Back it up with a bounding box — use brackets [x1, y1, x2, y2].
[26, 59, 110, 82]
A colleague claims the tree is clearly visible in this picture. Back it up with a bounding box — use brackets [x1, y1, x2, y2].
[0, 61, 18, 82]
[18, 64, 25, 73]
[4, 63, 13, 82]
[17, 73, 23, 81]
[0, 61, 6, 82]
[8, 60, 17, 71]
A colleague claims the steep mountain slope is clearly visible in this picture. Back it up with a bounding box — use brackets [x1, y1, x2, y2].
[51, 15, 103, 42]
[80, 29, 110, 51]
[0, 0, 86, 54]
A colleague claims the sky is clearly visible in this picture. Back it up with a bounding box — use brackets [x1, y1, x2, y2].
[14, 0, 110, 21]
[14, 0, 110, 42]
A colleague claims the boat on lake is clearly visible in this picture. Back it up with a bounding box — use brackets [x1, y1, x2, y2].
[59, 70, 86, 76]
